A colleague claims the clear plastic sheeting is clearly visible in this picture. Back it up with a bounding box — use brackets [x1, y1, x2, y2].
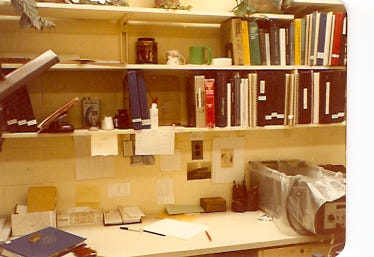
[249, 160, 346, 236]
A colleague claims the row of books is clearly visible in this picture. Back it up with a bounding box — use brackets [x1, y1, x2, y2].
[186, 70, 346, 128]
[221, 11, 347, 67]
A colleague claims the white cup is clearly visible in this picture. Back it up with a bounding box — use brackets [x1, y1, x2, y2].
[166, 50, 185, 65]
[101, 116, 114, 130]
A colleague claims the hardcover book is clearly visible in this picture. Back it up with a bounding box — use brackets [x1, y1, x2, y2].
[330, 12, 345, 66]
[205, 78, 215, 128]
[0, 226, 86, 257]
[214, 72, 228, 127]
[269, 20, 281, 65]
[126, 70, 142, 130]
[136, 71, 151, 129]
[194, 75, 206, 128]
[248, 21, 261, 65]
[221, 18, 244, 65]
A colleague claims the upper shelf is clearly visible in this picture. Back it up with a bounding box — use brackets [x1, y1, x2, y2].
[285, 0, 346, 16]
[0, 2, 294, 24]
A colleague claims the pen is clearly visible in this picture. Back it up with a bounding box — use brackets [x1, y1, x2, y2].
[120, 226, 165, 237]
[205, 231, 212, 242]
[120, 226, 143, 232]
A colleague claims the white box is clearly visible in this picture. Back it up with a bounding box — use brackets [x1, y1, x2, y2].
[11, 210, 56, 237]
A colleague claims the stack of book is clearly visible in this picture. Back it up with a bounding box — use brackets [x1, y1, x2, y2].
[103, 206, 145, 226]
[221, 11, 347, 67]
[187, 70, 346, 128]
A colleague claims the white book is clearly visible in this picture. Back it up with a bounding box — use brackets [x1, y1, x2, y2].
[323, 11, 334, 66]
[240, 78, 249, 127]
[264, 33, 271, 66]
[312, 72, 320, 124]
[279, 28, 286, 66]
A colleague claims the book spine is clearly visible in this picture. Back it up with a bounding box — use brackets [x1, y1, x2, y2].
[289, 22, 295, 65]
[234, 73, 241, 126]
[241, 19, 251, 66]
[215, 72, 228, 127]
[279, 27, 287, 66]
[258, 27, 267, 65]
[194, 75, 206, 128]
[136, 71, 151, 129]
[323, 11, 334, 66]
[269, 20, 281, 65]
[226, 82, 231, 127]
[205, 78, 215, 128]
[127, 70, 142, 130]
[316, 12, 327, 66]
[294, 18, 302, 66]
[297, 70, 313, 124]
[240, 78, 249, 127]
[248, 21, 261, 65]
[339, 16, 347, 66]
[312, 71, 320, 124]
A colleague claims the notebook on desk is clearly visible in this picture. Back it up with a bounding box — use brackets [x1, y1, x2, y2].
[0, 226, 86, 257]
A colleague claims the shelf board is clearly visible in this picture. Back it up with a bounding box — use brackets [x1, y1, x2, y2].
[2, 123, 346, 139]
[0, 2, 294, 24]
[1, 62, 346, 71]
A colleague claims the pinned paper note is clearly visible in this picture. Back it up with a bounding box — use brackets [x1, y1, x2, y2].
[135, 127, 175, 155]
[90, 132, 118, 156]
[157, 178, 175, 205]
[74, 136, 115, 180]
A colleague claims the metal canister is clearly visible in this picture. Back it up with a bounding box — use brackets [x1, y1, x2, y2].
[136, 38, 158, 64]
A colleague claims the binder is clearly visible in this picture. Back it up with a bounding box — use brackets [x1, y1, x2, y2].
[136, 71, 150, 129]
[233, 73, 241, 126]
[214, 72, 228, 127]
[256, 70, 287, 126]
[296, 70, 313, 124]
[330, 12, 345, 66]
[127, 70, 142, 130]
[318, 70, 346, 124]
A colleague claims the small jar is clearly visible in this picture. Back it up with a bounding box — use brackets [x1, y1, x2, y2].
[136, 38, 158, 64]
[115, 109, 130, 129]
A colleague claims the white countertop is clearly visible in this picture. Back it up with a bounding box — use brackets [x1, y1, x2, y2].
[62, 211, 328, 257]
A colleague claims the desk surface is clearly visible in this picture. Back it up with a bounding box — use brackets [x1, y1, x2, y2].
[62, 211, 327, 257]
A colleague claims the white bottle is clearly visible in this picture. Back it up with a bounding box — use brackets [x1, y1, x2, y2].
[150, 102, 159, 129]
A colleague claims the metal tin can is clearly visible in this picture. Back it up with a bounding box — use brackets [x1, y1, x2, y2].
[136, 38, 158, 64]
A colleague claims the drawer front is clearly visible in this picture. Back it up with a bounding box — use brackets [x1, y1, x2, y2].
[259, 243, 330, 257]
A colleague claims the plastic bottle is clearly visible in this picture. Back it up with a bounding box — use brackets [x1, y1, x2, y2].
[150, 102, 159, 129]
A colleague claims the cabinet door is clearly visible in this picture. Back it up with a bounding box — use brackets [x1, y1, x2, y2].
[258, 243, 330, 257]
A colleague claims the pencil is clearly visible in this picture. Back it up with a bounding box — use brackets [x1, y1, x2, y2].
[205, 231, 212, 242]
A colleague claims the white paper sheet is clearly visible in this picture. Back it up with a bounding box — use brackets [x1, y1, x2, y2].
[135, 127, 175, 155]
[90, 132, 118, 156]
[157, 178, 175, 205]
[143, 218, 207, 240]
[74, 136, 115, 180]
[211, 137, 245, 183]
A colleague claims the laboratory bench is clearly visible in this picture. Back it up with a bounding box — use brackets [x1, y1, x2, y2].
[62, 211, 334, 257]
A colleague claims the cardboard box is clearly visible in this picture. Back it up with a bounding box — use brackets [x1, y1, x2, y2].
[200, 197, 226, 213]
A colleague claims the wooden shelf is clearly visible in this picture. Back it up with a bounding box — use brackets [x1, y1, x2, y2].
[2, 123, 346, 139]
[1, 62, 346, 71]
[0, 2, 294, 24]
[285, 0, 346, 16]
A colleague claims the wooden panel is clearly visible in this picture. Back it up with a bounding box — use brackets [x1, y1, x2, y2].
[259, 242, 330, 257]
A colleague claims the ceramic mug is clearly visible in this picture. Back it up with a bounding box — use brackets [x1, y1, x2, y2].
[166, 50, 185, 65]
[189, 46, 212, 65]
[101, 116, 114, 130]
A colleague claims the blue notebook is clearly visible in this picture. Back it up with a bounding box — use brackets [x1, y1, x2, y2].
[0, 226, 86, 257]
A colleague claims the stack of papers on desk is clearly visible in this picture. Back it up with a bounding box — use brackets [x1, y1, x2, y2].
[104, 206, 145, 226]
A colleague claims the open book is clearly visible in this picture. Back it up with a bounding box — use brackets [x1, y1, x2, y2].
[103, 206, 145, 226]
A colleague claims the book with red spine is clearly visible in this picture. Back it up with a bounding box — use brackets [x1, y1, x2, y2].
[205, 78, 215, 128]
[330, 12, 345, 66]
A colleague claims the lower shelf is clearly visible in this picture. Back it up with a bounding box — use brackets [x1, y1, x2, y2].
[1, 122, 346, 139]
